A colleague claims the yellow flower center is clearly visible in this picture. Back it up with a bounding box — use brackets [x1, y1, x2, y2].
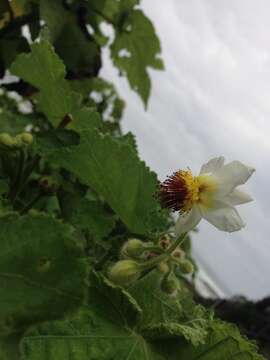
[158, 170, 218, 214]
[182, 172, 218, 212]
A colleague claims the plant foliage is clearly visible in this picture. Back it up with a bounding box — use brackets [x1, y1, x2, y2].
[0, 0, 265, 359]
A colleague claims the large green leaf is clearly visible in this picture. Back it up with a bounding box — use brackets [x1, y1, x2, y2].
[49, 129, 166, 235]
[40, 0, 100, 77]
[20, 271, 264, 360]
[10, 41, 81, 126]
[0, 213, 88, 335]
[0, 333, 21, 360]
[68, 107, 102, 132]
[60, 195, 116, 242]
[21, 272, 164, 360]
[155, 320, 265, 360]
[129, 270, 209, 346]
[87, 1, 163, 105]
[111, 10, 164, 106]
[0, 34, 29, 74]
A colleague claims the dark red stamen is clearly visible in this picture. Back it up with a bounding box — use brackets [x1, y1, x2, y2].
[157, 171, 188, 212]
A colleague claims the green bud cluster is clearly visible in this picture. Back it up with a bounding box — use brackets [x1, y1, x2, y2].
[108, 232, 193, 291]
[0, 132, 33, 150]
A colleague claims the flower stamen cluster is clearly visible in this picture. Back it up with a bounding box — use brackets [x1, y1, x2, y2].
[158, 157, 255, 234]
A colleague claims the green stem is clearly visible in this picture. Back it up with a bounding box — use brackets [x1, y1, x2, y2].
[143, 246, 163, 254]
[139, 253, 168, 270]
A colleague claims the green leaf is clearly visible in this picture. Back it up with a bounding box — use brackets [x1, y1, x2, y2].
[0, 34, 29, 72]
[111, 10, 164, 106]
[69, 78, 125, 123]
[87, 271, 142, 326]
[0, 213, 88, 334]
[54, 26, 100, 77]
[61, 195, 116, 242]
[0, 91, 34, 134]
[68, 107, 102, 132]
[89, 0, 139, 24]
[39, 0, 64, 43]
[0, 333, 21, 360]
[155, 320, 265, 360]
[88, 0, 120, 23]
[49, 129, 166, 235]
[21, 272, 164, 360]
[40, 0, 100, 77]
[10, 41, 81, 126]
[0, 109, 31, 134]
[20, 272, 264, 360]
[35, 129, 80, 155]
[0, 179, 8, 195]
[117, 132, 138, 153]
[129, 270, 209, 346]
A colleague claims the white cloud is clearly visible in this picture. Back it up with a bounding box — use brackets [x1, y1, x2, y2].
[101, 0, 270, 299]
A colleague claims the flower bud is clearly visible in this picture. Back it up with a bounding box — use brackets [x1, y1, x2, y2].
[172, 248, 184, 259]
[157, 261, 170, 274]
[20, 132, 33, 145]
[159, 234, 171, 249]
[178, 259, 194, 274]
[108, 260, 141, 286]
[0, 133, 16, 148]
[121, 239, 145, 258]
[14, 133, 33, 148]
[161, 276, 179, 296]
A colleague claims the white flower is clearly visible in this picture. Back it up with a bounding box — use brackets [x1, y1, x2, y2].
[158, 157, 255, 234]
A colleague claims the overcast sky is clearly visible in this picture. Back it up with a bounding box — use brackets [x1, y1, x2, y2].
[102, 0, 270, 299]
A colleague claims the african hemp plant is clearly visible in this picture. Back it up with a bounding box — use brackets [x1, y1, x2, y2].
[0, 0, 263, 359]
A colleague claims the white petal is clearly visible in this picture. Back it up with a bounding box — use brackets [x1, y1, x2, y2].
[201, 201, 245, 232]
[200, 156, 225, 174]
[215, 161, 255, 197]
[175, 206, 202, 235]
[223, 189, 253, 206]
